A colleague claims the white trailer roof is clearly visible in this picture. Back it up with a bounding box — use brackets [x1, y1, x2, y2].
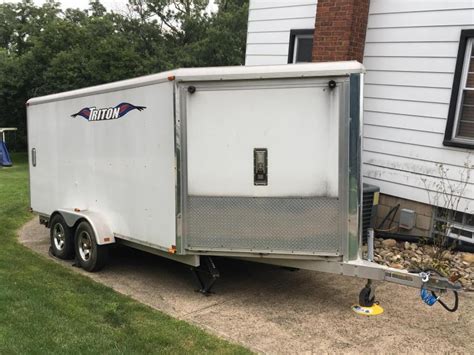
[27, 61, 364, 106]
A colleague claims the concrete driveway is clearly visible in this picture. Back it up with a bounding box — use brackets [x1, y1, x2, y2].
[19, 218, 474, 353]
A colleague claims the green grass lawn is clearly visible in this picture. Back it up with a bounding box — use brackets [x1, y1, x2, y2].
[0, 153, 250, 354]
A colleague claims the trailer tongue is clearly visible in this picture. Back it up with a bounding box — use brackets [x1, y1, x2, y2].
[27, 62, 461, 313]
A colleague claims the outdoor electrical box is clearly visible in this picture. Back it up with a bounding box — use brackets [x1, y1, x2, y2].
[399, 209, 416, 230]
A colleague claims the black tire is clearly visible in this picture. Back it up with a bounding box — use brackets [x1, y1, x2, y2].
[74, 221, 108, 272]
[359, 286, 375, 307]
[49, 214, 75, 259]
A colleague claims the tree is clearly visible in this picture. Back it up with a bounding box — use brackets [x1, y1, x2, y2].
[0, 0, 249, 151]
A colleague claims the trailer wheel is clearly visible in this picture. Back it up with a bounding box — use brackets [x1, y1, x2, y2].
[50, 214, 75, 259]
[359, 285, 375, 307]
[74, 221, 108, 272]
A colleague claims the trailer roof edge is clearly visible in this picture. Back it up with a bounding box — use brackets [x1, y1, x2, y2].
[26, 61, 364, 106]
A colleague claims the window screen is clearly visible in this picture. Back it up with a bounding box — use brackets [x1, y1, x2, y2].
[294, 36, 313, 63]
[457, 42, 474, 138]
[288, 29, 314, 64]
[444, 30, 474, 148]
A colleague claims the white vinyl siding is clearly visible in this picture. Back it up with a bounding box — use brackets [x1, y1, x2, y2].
[245, 0, 317, 66]
[363, 0, 474, 212]
[244, 0, 474, 212]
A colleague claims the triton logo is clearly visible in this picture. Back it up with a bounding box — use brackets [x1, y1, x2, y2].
[71, 102, 146, 121]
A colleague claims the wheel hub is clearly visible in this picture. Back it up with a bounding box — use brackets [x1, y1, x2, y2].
[53, 223, 66, 250]
[78, 231, 92, 261]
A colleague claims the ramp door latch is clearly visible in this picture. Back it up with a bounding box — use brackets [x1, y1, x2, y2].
[254, 148, 268, 186]
[32, 148, 36, 167]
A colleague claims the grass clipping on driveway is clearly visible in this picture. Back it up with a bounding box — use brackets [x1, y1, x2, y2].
[0, 153, 250, 354]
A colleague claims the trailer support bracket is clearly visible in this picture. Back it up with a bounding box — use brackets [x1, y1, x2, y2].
[191, 257, 219, 296]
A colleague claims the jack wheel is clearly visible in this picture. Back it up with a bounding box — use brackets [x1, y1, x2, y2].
[359, 286, 375, 307]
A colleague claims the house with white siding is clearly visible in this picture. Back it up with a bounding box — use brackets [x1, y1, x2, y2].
[245, 0, 474, 243]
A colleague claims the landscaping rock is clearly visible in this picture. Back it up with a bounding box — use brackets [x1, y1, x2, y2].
[390, 263, 403, 269]
[442, 251, 453, 261]
[382, 239, 397, 248]
[372, 238, 473, 291]
[461, 253, 474, 264]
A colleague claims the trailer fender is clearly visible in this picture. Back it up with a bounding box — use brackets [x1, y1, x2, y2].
[54, 209, 115, 245]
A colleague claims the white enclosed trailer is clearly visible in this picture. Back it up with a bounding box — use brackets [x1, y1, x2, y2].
[27, 62, 459, 307]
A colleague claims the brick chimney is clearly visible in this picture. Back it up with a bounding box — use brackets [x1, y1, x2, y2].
[312, 0, 370, 63]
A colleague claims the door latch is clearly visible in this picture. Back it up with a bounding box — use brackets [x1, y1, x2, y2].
[254, 148, 267, 186]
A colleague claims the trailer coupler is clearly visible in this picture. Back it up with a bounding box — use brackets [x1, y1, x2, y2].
[191, 257, 220, 296]
[371, 269, 461, 314]
[344, 260, 462, 314]
[416, 269, 460, 312]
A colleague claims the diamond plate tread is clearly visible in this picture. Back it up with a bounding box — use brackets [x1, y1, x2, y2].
[186, 196, 342, 254]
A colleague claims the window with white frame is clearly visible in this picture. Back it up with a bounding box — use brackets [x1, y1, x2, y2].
[444, 30, 474, 148]
[432, 207, 474, 245]
[288, 29, 314, 64]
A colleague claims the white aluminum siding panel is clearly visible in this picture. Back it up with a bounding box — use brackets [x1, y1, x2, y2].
[245, 55, 288, 65]
[364, 111, 447, 133]
[364, 42, 459, 58]
[369, 0, 474, 14]
[366, 26, 472, 43]
[364, 138, 472, 168]
[368, 9, 474, 28]
[365, 71, 454, 89]
[247, 31, 290, 44]
[365, 98, 449, 119]
[363, 57, 457, 73]
[245, 0, 317, 66]
[248, 3, 317, 21]
[250, 0, 316, 10]
[246, 43, 291, 56]
[364, 84, 451, 104]
[364, 165, 474, 200]
[248, 17, 316, 33]
[362, 2, 474, 212]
